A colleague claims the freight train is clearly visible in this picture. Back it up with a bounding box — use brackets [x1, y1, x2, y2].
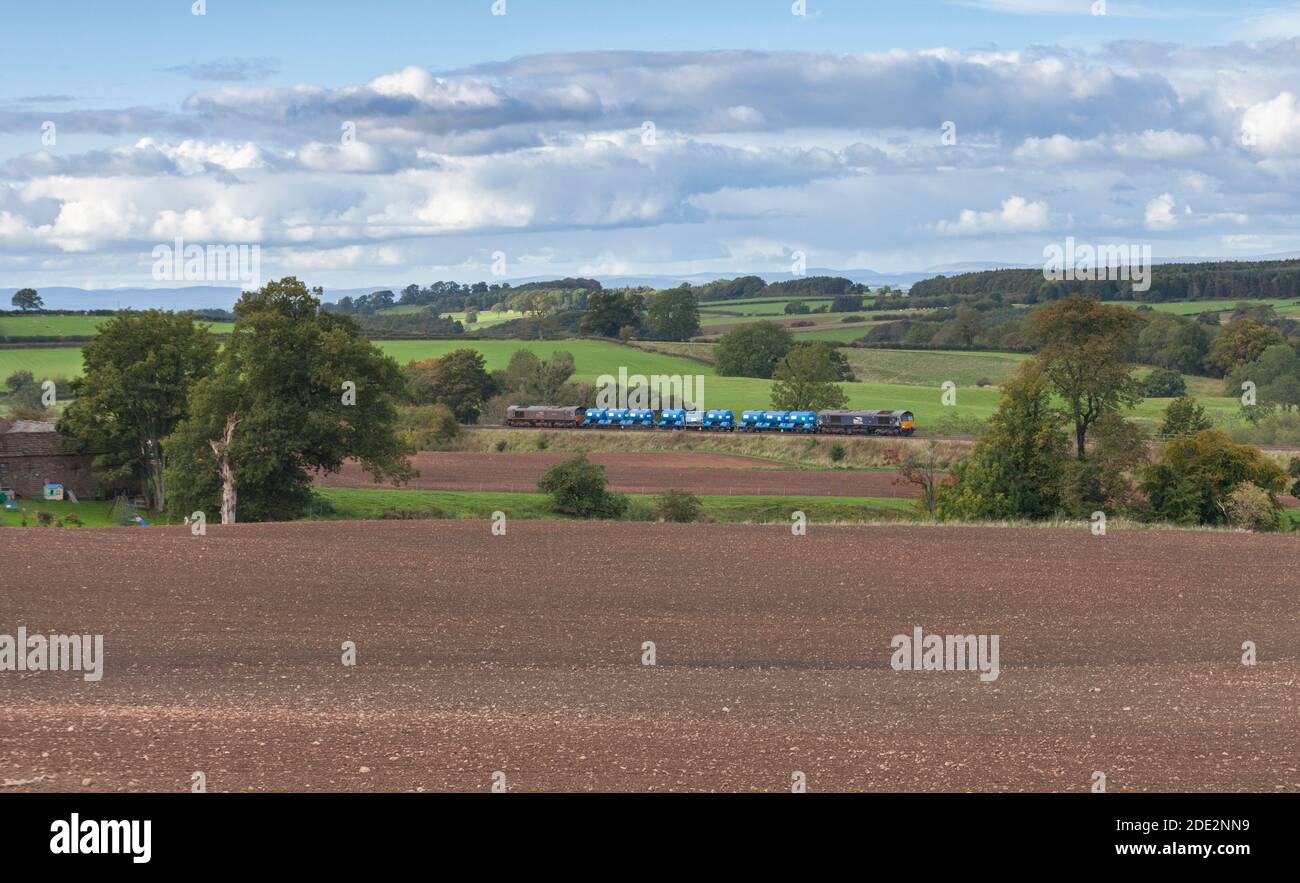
[504, 405, 916, 435]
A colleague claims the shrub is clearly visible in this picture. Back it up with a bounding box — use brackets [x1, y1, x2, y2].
[397, 403, 461, 450]
[35, 510, 55, 526]
[1230, 410, 1300, 446]
[535, 434, 549, 450]
[537, 456, 628, 518]
[1222, 483, 1280, 531]
[1141, 429, 1288, 525]
[652, 489, 704, 523]
[840, 315, 866, 323]
[1159, 396, 1212, 437]
[63, 513, 83, 527]
[379, 506, 446, 520]
[975, 377, 993, 388]
[495, 439, 508, 452]
[1142, 368, 1187, 398]
[830, 443, 846, 462]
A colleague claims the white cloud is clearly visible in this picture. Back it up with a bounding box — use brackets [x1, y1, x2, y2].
[936, 196, 1050, 235]
[1241, 92, 1300, 156]
[1144, 193, 1178, 228]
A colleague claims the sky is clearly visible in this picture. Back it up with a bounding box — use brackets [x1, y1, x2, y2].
[3, 0, 1300, 291]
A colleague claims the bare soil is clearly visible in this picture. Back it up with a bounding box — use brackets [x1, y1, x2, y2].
[1, 521, 1296, 792]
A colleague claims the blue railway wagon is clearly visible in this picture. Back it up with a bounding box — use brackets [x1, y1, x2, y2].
[658, 409, 688, 429]
[739, 410, 817, 432]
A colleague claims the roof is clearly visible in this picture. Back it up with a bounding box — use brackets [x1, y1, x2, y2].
[4, 420, 57, 434]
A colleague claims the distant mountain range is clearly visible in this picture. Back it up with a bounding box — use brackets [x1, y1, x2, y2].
[8, 253, 1300, 310]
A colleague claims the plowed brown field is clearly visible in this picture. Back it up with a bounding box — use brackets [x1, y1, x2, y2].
[1, 521, 1296, 792]
[316, 451, 916, 497]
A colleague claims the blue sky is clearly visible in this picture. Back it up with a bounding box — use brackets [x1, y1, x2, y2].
[3, 0, 1300, 289]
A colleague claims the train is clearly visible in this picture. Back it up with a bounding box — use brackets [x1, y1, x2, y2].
[504, 405, 916, 436]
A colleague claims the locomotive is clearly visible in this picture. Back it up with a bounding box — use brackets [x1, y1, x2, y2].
[505, 405, 915, 435]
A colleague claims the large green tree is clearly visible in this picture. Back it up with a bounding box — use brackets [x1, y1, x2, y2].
[1206, 318, 1283, 376]
[59, 311, 218, 511]
[579, 290, 645, 338]
[769, 341, 850, 410]
[165, 278, 413, 524]
[1027, 296, 1143, 460]
[405, 348, 495, 422]
[715, 321, 794, 379]
[936, 362, 1070, 521]
[644, 287, 701, 341]
[11, 288, 43, 311]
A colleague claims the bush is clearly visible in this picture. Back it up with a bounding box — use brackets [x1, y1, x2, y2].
[652, 489, 704, 523]
[830, 444, 846, 462]
[495, 439, 508, 452]
[975, 377, 993, 388]
[1141, 429, 1288, 525]
[1222, 483, 1280, 531]
[397, 403, 461, 450]
[1159, 396, 1212, 438]
[63, 513, 83, 527]
[535, 434, 549, 450]
[537, 456, 628, 518]
[1141, 368, 1187, 398]
[35, 510, 54, 526]
[379, 506, 446, 520]
[840, 315, 866, 323]
[1230, 409, 1300, 446]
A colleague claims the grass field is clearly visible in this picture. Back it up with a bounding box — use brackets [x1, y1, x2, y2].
[0, 346, 85, 381]
[2, 336, 1245, 429]
[842, 348, 1030, 387]
[0, 499, 119, 528]
[0, 315, 233, 338]
[786, 324, 880, 342]
[312, 486, 915, 523]
[1127, 298, 1300, 317]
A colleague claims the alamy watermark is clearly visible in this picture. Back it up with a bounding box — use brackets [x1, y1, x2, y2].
[1043, 237, 1151, 293]
[595, 368, 706, 410]
[152, 237, 261, 289]
[1, 627, 104, 681]
[890, 626, 1000, 682]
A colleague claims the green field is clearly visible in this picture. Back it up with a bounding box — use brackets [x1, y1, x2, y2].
[3, 336, 1245, 429]
[0, 499, 119, 528]
[785, 324, 879, 342]
[1127, 299, 1300, 317]
[842, 348, 1030, 387]
[312, 486, 914, 524]
[0, 346, 85, 381]
[0, 314, 233, 338]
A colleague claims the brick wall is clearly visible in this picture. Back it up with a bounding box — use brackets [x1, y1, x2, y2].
[0, 425, 125, 501]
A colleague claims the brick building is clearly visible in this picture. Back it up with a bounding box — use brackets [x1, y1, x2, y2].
[0, 418, 122, 501]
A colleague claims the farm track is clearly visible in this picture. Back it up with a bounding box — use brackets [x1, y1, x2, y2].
[316, 451, 919, 498]
[0, 521, 1296, 792]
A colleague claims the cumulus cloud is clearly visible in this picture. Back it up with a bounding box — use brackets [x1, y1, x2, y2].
[936, 196, 1050, 234]
[1144, 193, 1178, 228]
[1241, 92, 1300, 156]
[3, 42, 1300, 284]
